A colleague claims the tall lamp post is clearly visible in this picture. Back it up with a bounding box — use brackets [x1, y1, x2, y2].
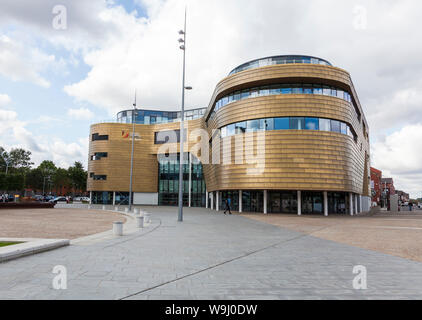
[128, 92, 137, 212]
[177, 9, 193, 222]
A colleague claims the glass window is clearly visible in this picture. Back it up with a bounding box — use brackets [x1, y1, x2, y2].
[274, 117, 289, 130]
[290, 117, 305, 130]
[222, 96, 228, 106]
[313, 85, 322, 95]
[228, 94, 234, 103]
[319, 118, 331, 131]
[235, 122, 246, 134]
[337, 90, 344, 99]
[260, 86, 270, 96]
[331, 120, 341, 133]
[227, 124, 235, 136]
[250, 88, 259, 98]
[234, 91, 241, 101]
[241, 89, 250, 99]
[221, 126, 227, 138]
[246, 119, 260, 132]
[323, 86, 331, 96]
[270, 85, 281, 95]
[341, 122, 347, 135]
[303, 84, 313, 94]
[292, 85, 303, 94]
[281, 86, 292, 94]
[305, 118, 319, 130]
[261, 118, 274, 131]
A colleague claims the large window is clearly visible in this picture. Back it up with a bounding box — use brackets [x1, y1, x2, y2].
[213, 83, 353, 113]
[154, 130, 186, 144]
[90, 152, 108, 161]
[220, 116, 356, 141]
[92, 133, 108, 141]
[229, 55, 331, 75]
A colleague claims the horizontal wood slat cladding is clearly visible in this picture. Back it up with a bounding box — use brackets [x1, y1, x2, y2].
[88, 60, 370, 198]
[88, 119, 204, 193]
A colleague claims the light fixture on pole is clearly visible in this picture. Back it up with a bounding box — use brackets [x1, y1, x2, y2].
[128, 91, 137, 212]
[177, 8, 188, 222]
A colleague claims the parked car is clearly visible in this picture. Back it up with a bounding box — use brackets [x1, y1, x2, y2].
[49, 196, 67, 204]
[418, 203, 422, 209]
[74, 196, 90, 202]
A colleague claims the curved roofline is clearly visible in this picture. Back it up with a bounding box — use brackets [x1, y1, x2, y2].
[228, 55, 332, 75]
[117, 106, 206, 114]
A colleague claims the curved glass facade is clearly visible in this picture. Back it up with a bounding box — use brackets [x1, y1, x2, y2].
[117, 108, 206, 125]
[213, 84, 352, 115]
[219, 117, 356, 140]
[229, 55, 332, 75]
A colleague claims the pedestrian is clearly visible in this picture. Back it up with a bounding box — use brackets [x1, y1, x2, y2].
[224, 197, 232, 215]
[409, 202, 413, 212]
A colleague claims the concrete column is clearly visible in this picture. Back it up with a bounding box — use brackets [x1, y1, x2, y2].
[349, 192, 354, 216]
[297, 190, 302, 216]
[324, 191, 328, 217]
[188, 153, 192, 208]
[205, 190, 208, 209]
[89, 191, 92, 205]
[263, 190, 268, 214]
[239, 190, 243, 213]
[210, 192, 214, 210]
[112, 191, 116, 206]
[359, 195, 362, 213]
[216, 191, 219, 212]
[355, 194, 358, 215]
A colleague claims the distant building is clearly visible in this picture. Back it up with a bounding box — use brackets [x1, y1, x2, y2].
[381, 177, 395, 209]
[396, 190, 409, 205]
[370, 167, 382, 206]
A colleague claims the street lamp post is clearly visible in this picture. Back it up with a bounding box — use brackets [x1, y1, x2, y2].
[128, 93, 137, 212]
[177, 9, 192, 222]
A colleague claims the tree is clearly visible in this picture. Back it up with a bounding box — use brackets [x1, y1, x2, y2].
[25, 168, 44, 191]
[68, 161, 87, 192]
[9, 148, 33, 171]
[37, 161, 57, 194]
[53, 168, 71, 194]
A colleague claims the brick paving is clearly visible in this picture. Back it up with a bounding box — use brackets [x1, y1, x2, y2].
[1, 206, 422, 300]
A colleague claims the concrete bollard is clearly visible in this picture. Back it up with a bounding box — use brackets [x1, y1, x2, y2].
[125, 207, 129, 213]
[88, 205, 92, 209]
[134, 208, 140, 215]
[136, 216, 144, 228]
[113, 221, 123, 236]
[115, 206, 119, 211]
[102, 205, 106, 210]
[144, 212, 151, 224]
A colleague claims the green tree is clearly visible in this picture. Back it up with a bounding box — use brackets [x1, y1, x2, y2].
[53, 168, 71, 193]
[37, 161, 57, 194]
[25, 168, 44, 191]
[68, 161, 87, 192]
[9, 148, 33, 172]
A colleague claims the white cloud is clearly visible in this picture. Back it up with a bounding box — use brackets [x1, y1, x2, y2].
[372, 124, 422, 199]
[0, 94, 11, 107]
[67, 107, 94, 120]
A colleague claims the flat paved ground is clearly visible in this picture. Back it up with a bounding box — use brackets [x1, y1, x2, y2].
[1, 206, 422, 300]
[0, 208, 126, 239]
[243, 209, 422, 263]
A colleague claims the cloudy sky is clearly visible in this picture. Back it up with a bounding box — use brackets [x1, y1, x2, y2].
[0, 0, 421, 198]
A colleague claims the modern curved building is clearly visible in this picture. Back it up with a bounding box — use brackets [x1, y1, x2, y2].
[88, 55, 371, 215]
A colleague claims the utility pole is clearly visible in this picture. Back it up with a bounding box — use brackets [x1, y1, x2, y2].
[128, 91, 137, 212]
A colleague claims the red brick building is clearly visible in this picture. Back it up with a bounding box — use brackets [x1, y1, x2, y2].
[370, 167, 382, 206]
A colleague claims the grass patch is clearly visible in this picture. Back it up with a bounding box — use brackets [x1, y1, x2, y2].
[0, 242, 22, 247]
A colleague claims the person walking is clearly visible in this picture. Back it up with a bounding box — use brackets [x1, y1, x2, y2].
[409, 202, 413, 212]
[224, 197, 232, 215]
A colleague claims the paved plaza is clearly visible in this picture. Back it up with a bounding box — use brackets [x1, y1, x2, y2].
[1, 206, 422, 299]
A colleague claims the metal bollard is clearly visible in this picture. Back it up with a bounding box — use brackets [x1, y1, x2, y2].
[136, 216, 144, 228]
[113, 221, 123, 236]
